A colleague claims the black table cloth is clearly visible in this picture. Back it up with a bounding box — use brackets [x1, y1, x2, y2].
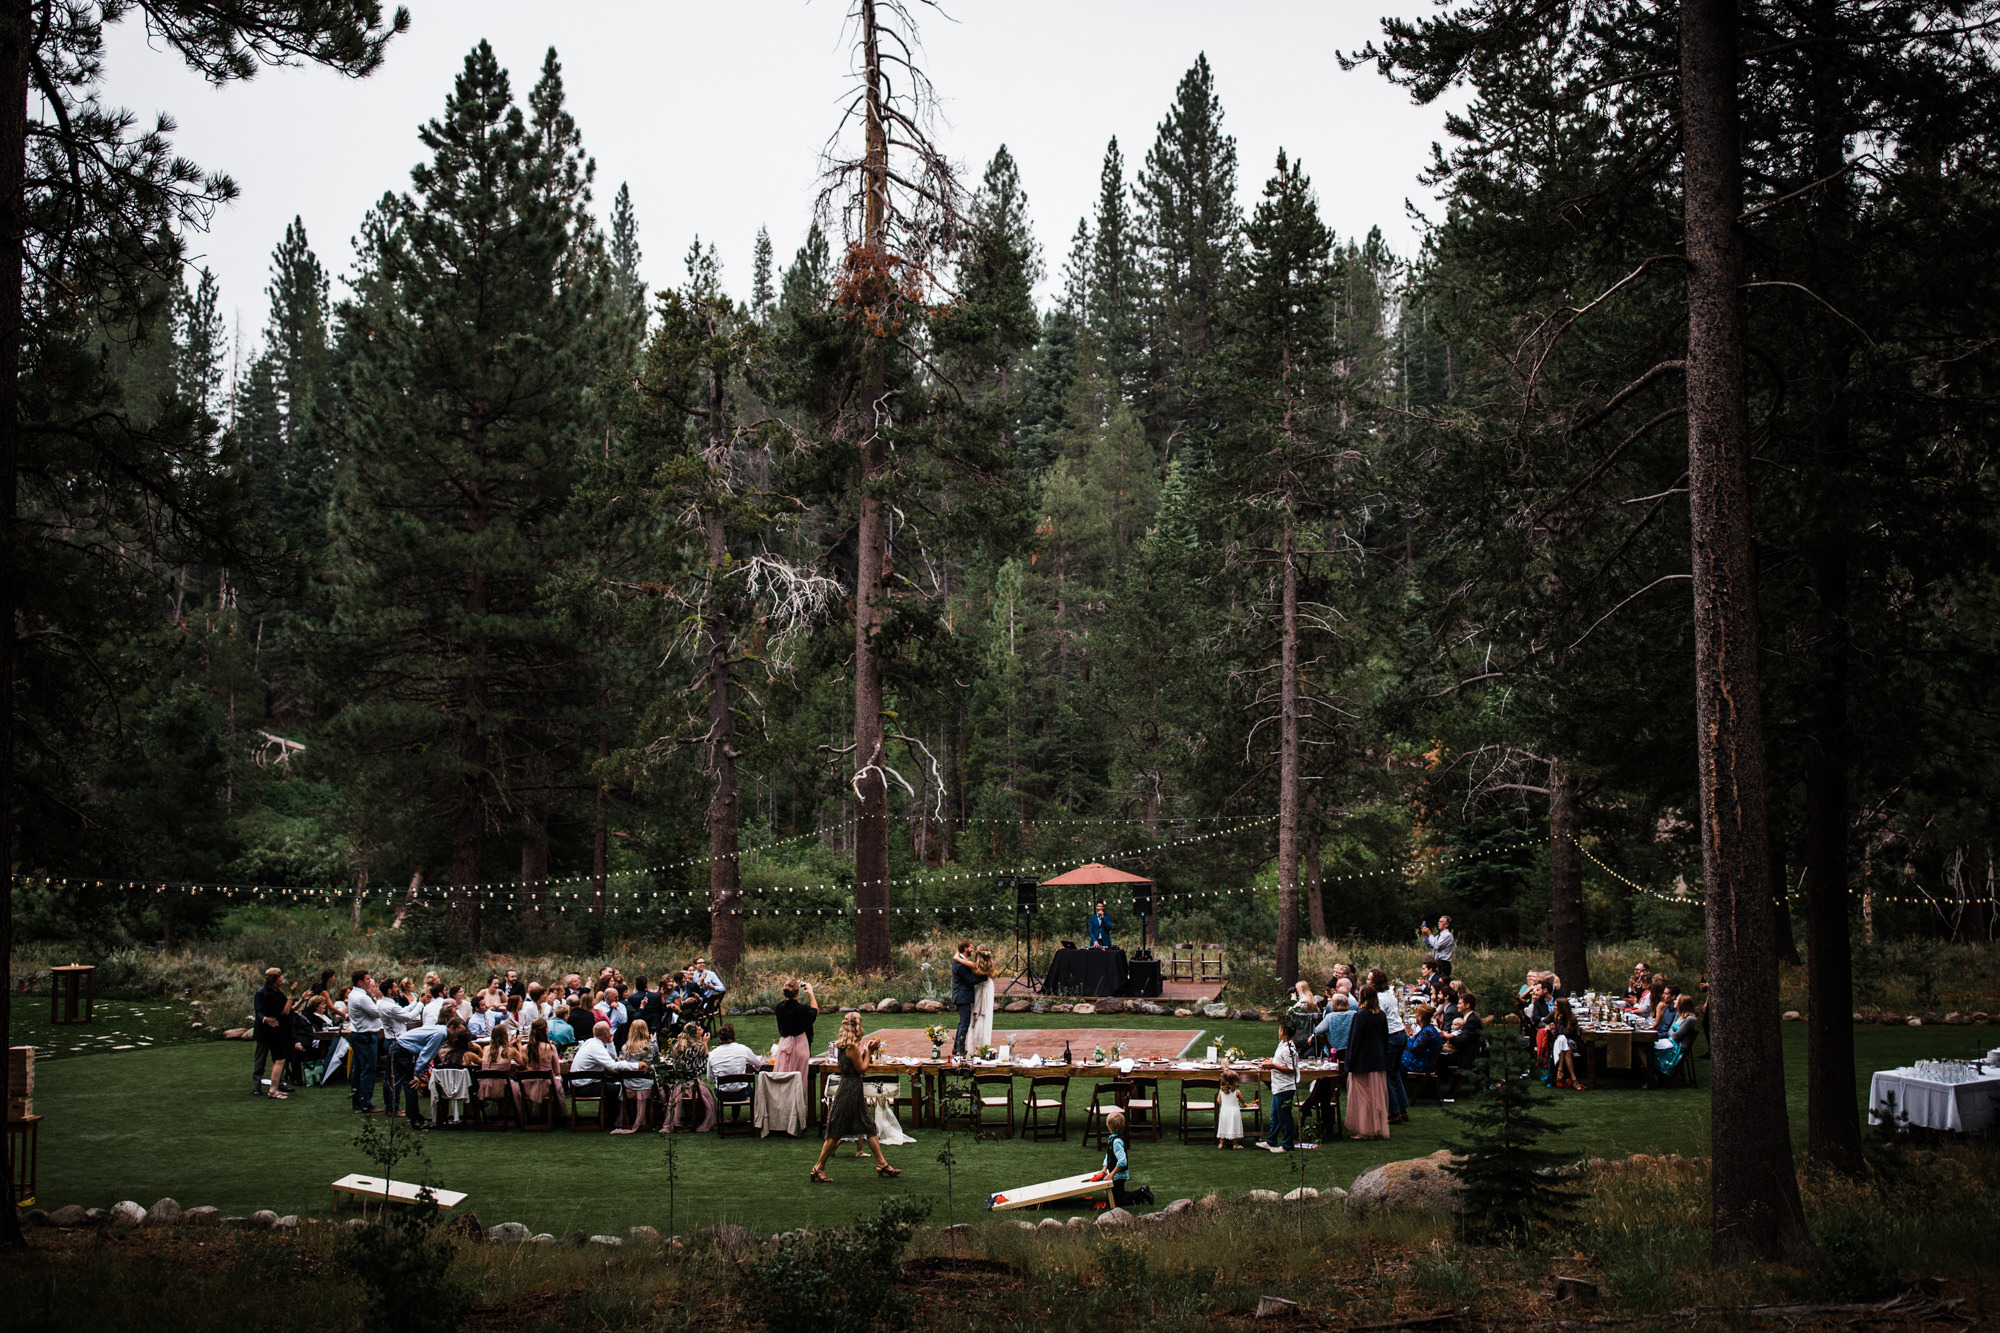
[1126, 958, 1163, 998]
[1044, 946, 1127, 996]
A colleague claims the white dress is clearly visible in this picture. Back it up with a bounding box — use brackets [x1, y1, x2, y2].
[1216, 1088, 1244, 1140]
[969, 977, 996, 1049]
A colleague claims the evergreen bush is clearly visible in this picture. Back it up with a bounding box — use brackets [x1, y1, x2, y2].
[1443, 1036, 1580, 1244]
[751, 1197, 930, 1333]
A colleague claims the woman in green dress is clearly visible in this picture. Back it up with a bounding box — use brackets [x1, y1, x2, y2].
[811, 1012, 902, 1183]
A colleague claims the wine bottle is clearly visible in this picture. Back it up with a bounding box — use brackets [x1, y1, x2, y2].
[1062, 1039, 1072, 1065]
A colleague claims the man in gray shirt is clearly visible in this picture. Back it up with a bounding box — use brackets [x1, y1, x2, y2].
[1421, 916, 1455, 983]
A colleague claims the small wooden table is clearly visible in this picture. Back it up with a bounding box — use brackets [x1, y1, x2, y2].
[50, 965, 95, 1025]
[8, 1114, 41, 1206]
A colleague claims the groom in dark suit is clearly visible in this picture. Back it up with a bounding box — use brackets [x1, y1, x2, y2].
[950, 940, 978, 1056]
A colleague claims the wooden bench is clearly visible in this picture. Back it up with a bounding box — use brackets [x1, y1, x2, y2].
[331, 1173, 467, 1212]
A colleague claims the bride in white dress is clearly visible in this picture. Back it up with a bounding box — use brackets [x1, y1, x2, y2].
[968, 947, 998, 1049]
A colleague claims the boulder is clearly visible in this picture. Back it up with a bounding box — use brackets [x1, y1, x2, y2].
[1051, 1004, 1074, 1014]
[1197, 1194, 1225, 1211]
[221, 1217, 250, 1230]
[1924, 1013, 1945, 1026]
[1065, 1215, 1089, 1229]
[1880, 1013, 1904, 1025]
[1133, 1001, 1169, 1017]
[21, 1209, 51, 1228]
[1282, 1187, 1320, 1202]
[82, 1209, 107, 1226]
[1346, 1149, 1462, 1214]
[272, 1216, 301, 1231]
[857, 1003, 875, 1013]
[1782, 1011, 1802, 1022]
[1974, 1012, 1993, 1024]
[876, 997, 903, 1014]
[1323, 1187, 1348, 1203]
[531, 1234, 557, 1245]
[222, 1028, 252, 1040]
[628, 1225, 661, 1245]
[1174, 1009, 1194, 1018]
[1095, 1208, 1134, 1226]
[184, 1207, 220, 1227]
[1243, 1189, 1283, 1204]
[250, 1210, 279, 1230]
[1016, 1220, 1036, 1231]
[1255, 1296, 1301, 1320]
[565, 1230, 591, 1247]
[1092, 998, 1124, 1015]
[48, 1204, 87, 1228]
[1945, 1012, 1965, 1025]
[446, 1213, 485, 1239]
[942, 1223, 970, 1237]
[915, 999, 947, 1014]
[741, 1006, 775, 1016]
[109, 1201, 146, 1229]
[144, 1198, 181, 1226]
[1038, 1217, 1064, 1232]
[1073, 1004, 1097, 1016]
[347, 1218, 368, 1230]
[1004, 1000, 1033, 1014]
[1908, 1017, 1925, 1027]
[488, 1222, 531, 1243]
[1030, 998, 1051, 1015]
[1853, 1012, 1866, 1023]
[588, 1235, 623, 1248]
[1163, 1198, 1194, 1215]
[1202, 1004, 1230, 1019]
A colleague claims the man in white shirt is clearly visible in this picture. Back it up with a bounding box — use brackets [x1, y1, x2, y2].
[421, 985, 450, 1028]
[568, 1021, 646, 1115]
[1421, 916, 1456, 982]
[705, 1024, 767, 1081]
[343, 971, 386, 1113]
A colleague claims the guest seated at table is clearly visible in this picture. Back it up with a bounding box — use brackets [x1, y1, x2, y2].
[688, 958, 726, 1004]
[1313, 994, 1356, 1063]
[436, 1028, 477, 1070]
[1440, 993, 1482, 1076]
[1417, 961, 1442, 999]
[1402, 1003, 1444, 1089]
[516, 1018, 563, 1115]
[518, 982, 546, 1029]
[706, 1023, 767, 1082]
[774, 980, 819, 1073]
[545, 1004, 578, 1047]
[465, 994, 499, 1039]
[478, 1027, 519, 1107]
[1546, 1000, 1587, 1089]
[569, 1020, 646, 1115]
[1646, 997, 1702, 1087]
[1652, 984, 1681, 1038]
[631, 976, 666, 1034]
[1289, 980, 1323, 1021]
[611, 1019, 660, 1133]
[1625, 961, 1651, 1003]
[1624, 971, 1663, 1015]
[562, 973, 588, 1004]
[1518, 978, 1556, 1035]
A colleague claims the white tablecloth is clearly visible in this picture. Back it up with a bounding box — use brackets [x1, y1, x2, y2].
[1868, 1067, 2000, 1133]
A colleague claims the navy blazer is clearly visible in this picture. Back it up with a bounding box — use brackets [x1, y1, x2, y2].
[1086, 912, 1114, 948]
[950, 958, 979, 1006]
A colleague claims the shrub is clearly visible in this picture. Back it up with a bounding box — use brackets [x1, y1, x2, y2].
[1443, 1038, 1580, 1245]
[751, 1197, 930, 1333]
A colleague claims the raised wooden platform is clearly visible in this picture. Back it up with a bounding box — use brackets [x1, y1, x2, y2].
[865, 1027, 1204, 1061]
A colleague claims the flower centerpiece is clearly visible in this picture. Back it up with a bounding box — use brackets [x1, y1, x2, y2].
[975, 1043, 997, 1061]
[924, 1024, 948, 1060]
[1092, 1045, 1107, 1063]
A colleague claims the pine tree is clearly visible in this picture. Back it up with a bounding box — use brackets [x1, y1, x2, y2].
[751, 225, 776, 325]
[1085, 138, 1144, 402]
[329, 41, 609, 944]
[1443, 1037, 1580, 1245]
[941, 145, 1041, 399]
[245, 218, 334, 546]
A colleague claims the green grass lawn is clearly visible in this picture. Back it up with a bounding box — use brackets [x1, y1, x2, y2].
[12, 1013, 1993, 1239]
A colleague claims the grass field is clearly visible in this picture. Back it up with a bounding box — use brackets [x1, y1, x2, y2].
[13, 1013, 1993, 1239]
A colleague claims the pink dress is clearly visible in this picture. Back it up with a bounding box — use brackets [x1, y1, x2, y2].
[775, 1034, 812, 1074]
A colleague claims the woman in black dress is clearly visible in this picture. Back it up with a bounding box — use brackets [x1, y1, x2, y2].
[810, 1013, 901, 1183]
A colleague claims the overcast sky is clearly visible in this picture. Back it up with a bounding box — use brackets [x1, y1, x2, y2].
[102, 1, 1455, 352]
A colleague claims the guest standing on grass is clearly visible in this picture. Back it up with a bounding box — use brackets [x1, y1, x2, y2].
[950, 941, 979, 1056]
[1419, 915, 1455, 982]
[1369, 968, 1411, 1124]
[1313, 994, 1356, 1063]
[1215, 1070, 1247, 1149]
[1347, 987, 1391, 1140]
[811, 1013, 901, 1183]
[253, 968, 294, 1100]
[774, 980, 819, 1073]
[1261, 1021, 1302, 1152]
[345, 971, 386, 1114]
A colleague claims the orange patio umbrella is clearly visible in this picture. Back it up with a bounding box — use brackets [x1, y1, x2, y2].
[1039, 862, 1151, 887]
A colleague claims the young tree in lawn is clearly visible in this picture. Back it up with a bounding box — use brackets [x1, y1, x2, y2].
[329, 43, 608, 944]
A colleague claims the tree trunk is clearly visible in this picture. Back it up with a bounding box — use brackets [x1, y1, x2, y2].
[448, 485, 489, 944]
[705, 508, 745, 973]
[351, 861, 367, 932]
[391, 868, 423, 930]
[1770, 830, 1799, 967]
[1276, 514, 1301, 987]
[0, 0, 28, 1254]
[1681, 0, 1812, 1264]
[1804, 540, 1862, 1174]
[851, 0, 893, 974]
[1549, 761, 1590, 994]
[520, 805, 549, 928]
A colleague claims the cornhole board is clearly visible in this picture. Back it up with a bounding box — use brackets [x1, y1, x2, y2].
[985, 1169, 1115, 1212]
[331, 1173, 467, 1212]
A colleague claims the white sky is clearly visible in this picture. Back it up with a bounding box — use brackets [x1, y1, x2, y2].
[102, 1, 1455, 351]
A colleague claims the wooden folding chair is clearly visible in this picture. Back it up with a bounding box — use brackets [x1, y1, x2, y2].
[715, 1074, 757, 1137]
[1081, 1079, 1132, 1148]
[972, 1073, 1015, 1138]
[1178, 1076, 1220, 1143]
[566, 1079, 614, 1131]
[1021, 1075, 1070, 1142]
[935, 1069, 979, 1132]
[510, 1069, 560, 1130]
[1124, 1077, 1160, 1142]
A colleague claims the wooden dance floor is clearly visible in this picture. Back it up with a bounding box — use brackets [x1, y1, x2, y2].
[864, 1027, 1205, 1061]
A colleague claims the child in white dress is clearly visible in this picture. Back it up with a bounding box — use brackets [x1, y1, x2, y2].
[1215, 1069, 1246, 1149]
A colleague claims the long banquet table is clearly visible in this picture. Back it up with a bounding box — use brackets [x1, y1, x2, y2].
[1868, 1065, 2000, 1133]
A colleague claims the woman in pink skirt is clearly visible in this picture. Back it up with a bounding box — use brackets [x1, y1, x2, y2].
[1346, 986, 1392, 1140]
[773, 979, 819, 1074]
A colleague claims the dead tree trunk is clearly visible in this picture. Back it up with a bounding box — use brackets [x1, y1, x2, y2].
[391, 868, 424, 931]
[1549, 761, 1590, 994]
[1681, 0, 1813, 1264]
[705, 506, 744, 973]
[1276, 514, 1302, 987]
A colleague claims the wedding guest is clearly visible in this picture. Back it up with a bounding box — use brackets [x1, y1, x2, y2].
[613, 1020, 661, 1133]
[1097, 1110, 1154, 1207]
[1401, 1003, 1445, 1108]
[1419, 915, 1455, 982]
[516, 1019, 563, 1117]
[774, 980, 819, 1073]
[1314, 994, 1357, 1062]
[1260, 1022, 1302, 1152]
[950, 941, 978, 1057]
[706, 1023, 767, 1081]
[688, 958, 726, 1003]
[1547, 999, 1587, 1089]
[1215, 1069, 1248, 1149]
[810, 1014, 900, 1183]
[1647, 996, 1703, 1086]
[345, 970, 386, 1114]
[253, 968, 295, 1100]
[501, 968, 525, 999]
[1369, 968, 1410, 1121]
[520, 982, 547, 1029]
[390, 1016, 464, 1105]
[569, 1021, 646, 1118]
[1347, 986, 1391, 1140]
[546, 1004, 578, 1046]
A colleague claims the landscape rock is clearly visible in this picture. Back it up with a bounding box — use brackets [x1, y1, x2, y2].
[1346, 1149, 1462, 1214]
[1974, 1011, 1993, 1024]
[144, 1198, 181, 1226]
[628, 1225, 660, 1245]
[1908, 1017, 1925, 1027]
[82, 1208, 108, 1226]
[1163, 1198, 1194, 1215]
[1197, 1194, 1225, 1211]
[184, 1207, 220, 1227]
[222, 1028, 252, 1040]
[1174, 1009, 1194, 1018]
[1854, 1012, 1867, 1023]
[250, 1210, 279, 1230]
[875, 997, 903, 1013]
[565, 1230, 591, 1246]
[1096, 1208, 1134, 1226]
[1880, 1013, 1904, 1025]
[1073, 1004, 1097, 1016]
[1030, 998, 1050, 1014]
[273, 1215, 301, 1231]
[942, 1223, 970, 1237]
[48, 1205, 87, 1228]
[1924, 1013, 1945, 1026]
[1282, 1187, 1320, 1202]
[1132, 1001, 1169, 1017]
[857, 1003, 875, 1013]
[1052, 1004, 1074, 1014]
[741, 1006, 775, 1016]
[531, 1233, 556, 1245]
[1203, 1004, 1230, 1019]
[221, 1216, 250, 1230]
[588, 1234, 623, 1248]
[1323, 1187, 1348, 1202]
[1016, 1220, 1037, 1230]
[1065, 1214, 1089, 1229]
[915, 999, 946, 1014]
[1244, 1189, 1283, 1204]
[347, 1218, 368, 1230]
[21, 1209, 50, 1228]
[1782, 1011, 1802, 1022]
[1945, 1012, 1965, 1025]
[1038, 1217, 1064, 1231]
[1004, 1000, 1033, 1013]
[1255, 1296, 1301, 1319]
[109, 1201, 146, 1229]
[1092, 998, 1124, 1014]
[488, 1222, 531, 1243]
[446, 1212, 484, 1239]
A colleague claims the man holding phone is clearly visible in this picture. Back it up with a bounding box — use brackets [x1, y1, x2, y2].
[1420, 915, 1455, 982]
